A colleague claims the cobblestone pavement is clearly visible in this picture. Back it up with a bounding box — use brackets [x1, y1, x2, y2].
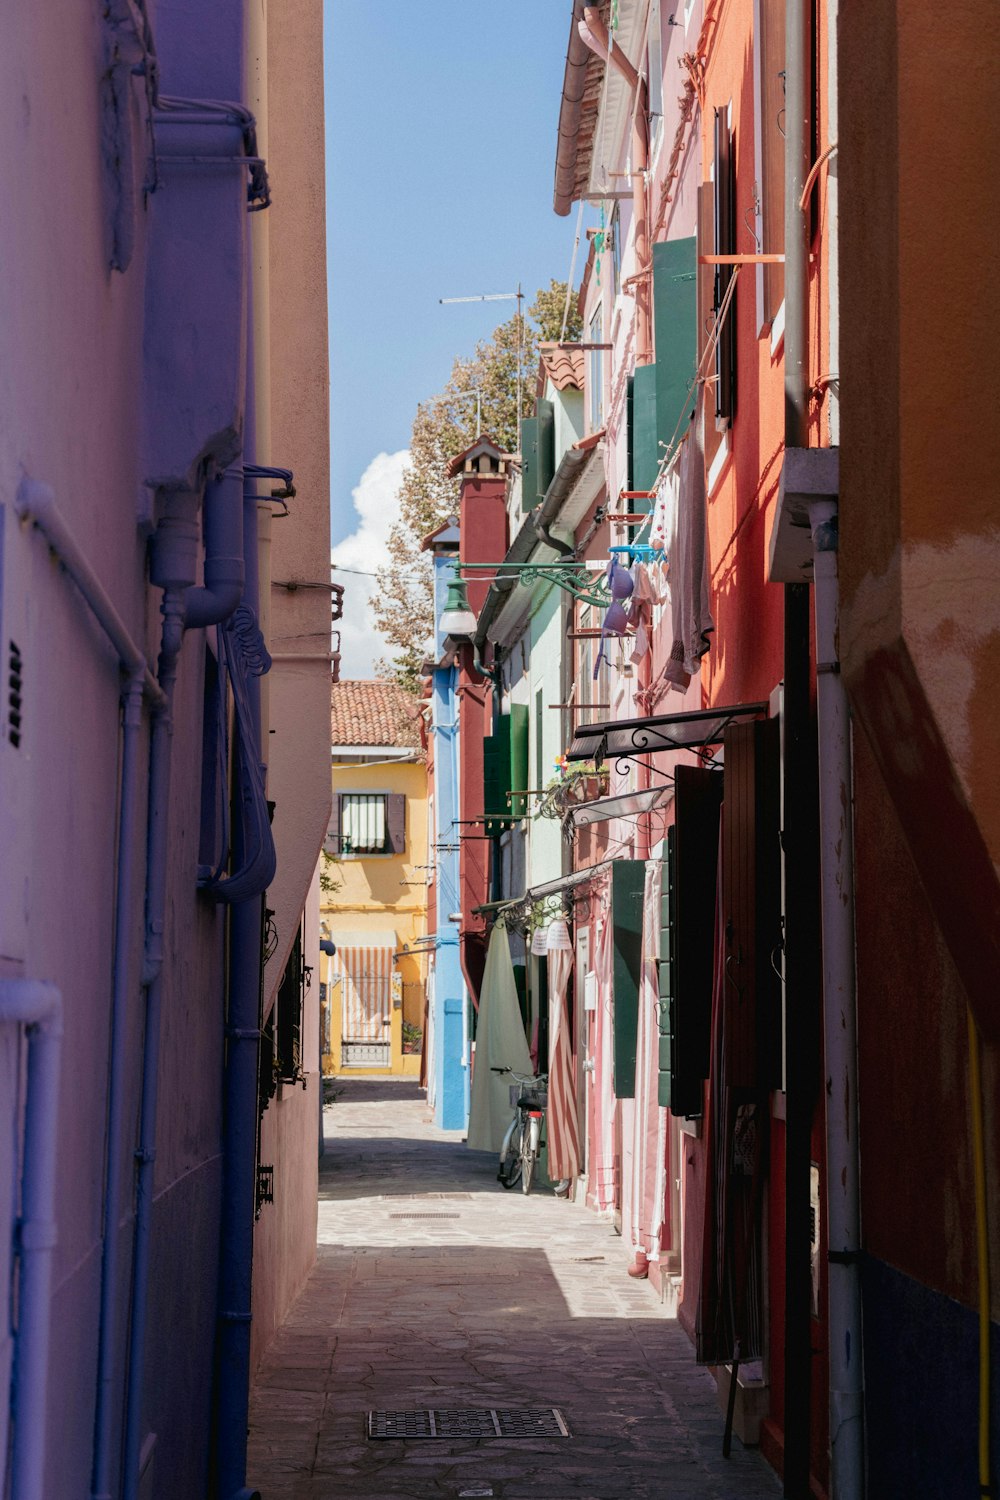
[247, 1078, 780, 1500]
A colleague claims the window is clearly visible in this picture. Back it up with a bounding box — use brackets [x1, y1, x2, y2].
[713, 106, 737, 428]
[535, 686, 545, 790]
[332, 792, 406, 856]
[275, 922, 305, 1083]
[588, 307, 604, 431]
[609, 205, 622, 298]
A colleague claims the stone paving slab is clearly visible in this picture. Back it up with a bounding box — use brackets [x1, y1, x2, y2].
[248, 1078, 780, 1499]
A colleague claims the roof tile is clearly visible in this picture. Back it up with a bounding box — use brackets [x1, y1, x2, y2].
[331, 680, 425, 752]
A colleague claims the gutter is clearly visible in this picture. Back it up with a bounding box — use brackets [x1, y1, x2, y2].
[553, 0, 600, 217]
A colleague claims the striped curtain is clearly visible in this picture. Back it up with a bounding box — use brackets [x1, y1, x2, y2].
[333, 944, 393, 1043]
[546, 944, 579, 1183]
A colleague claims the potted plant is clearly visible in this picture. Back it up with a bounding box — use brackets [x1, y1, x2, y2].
[401, 1021, 423, 1055]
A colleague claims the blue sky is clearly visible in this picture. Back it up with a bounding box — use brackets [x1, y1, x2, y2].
[324, 1, 585, 668]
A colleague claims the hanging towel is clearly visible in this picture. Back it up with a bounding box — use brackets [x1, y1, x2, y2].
[662, 394, 714, 692]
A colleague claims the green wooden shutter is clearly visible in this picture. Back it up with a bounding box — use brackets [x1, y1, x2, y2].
[631, 362, 659, 501]
[509, 702, 529, 819]
[482, 735, 500, 840]
[653, 236, 698, 457]
[521, 403, 555, 511]
[520, 416, 539, 511]
[536, 397, 555, 498]
[611, 860, 645, 1098]
[658, 766, 724, 1115]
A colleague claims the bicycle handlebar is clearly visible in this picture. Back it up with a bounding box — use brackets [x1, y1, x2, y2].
[490, 1065, 548, 1086]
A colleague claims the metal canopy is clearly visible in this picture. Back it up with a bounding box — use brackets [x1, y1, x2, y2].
[566, 702, 769, 766]
[569, 781, 674, 828]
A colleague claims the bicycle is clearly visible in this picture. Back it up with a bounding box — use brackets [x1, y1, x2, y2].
[492, 1066, 548, 1195]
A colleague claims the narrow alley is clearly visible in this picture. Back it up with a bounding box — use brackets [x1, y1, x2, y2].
[247, 1080, 780, 1500]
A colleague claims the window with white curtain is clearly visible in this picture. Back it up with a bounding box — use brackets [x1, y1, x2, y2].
[340, 793, 389, 855]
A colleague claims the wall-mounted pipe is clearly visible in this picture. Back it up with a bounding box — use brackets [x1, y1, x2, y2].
[121, 585, 186, 1500]
[580, 7, 651, 364]
[13, 480, 165, 710]
[0, 979, 62, 1500]
[184, 465, 246, 628]
[215, 470, 268, 1500]
[782, 5, 823, 1497]
[8, 479, 162, 1500]
[809, 500, 864, 1500]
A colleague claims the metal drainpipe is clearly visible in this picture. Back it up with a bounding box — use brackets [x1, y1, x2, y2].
[782, 3, 821, 1497]
[214, 468, 266, 1500]
[0, 980, 63, 1500]
[809, 502, 864, 1500]
[10, 479, 164, 1500]
[120, 584, 192, 1500]
[89, 665, 147, 1500]
[184, 465, 246, 628]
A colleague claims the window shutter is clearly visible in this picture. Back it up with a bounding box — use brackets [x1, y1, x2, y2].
[275, 924, 303, 1081]
[658, 766, 724, 1114]
[520, 416, 540, 511]
[387, 792, 406, 855]
[652, 236, 698, 463]
[510, 702, 529, 819]
[483, 734, 500, 834]
[611, 860, 645, 1099]
[483, 715, 513, 833]
[495, 713, 512, 822]
[536, 398, 555, 499]
[325, 793, 341, 855]
[713, 110, 737, 427]
[631, 362, 659, 499]
[721, 718, 781, 1089]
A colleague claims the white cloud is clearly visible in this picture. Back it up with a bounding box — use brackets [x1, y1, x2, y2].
[331, 449, 410, 677]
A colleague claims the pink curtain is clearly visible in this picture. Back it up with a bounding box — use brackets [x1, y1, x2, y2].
[588, 886, 617, 1212]
[625, 859, 668, 1259]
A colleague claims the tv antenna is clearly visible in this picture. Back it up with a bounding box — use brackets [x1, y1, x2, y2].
[438, 284, 524, 452]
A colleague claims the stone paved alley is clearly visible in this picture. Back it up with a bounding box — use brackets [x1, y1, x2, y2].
[247, 1080, 780, 1499]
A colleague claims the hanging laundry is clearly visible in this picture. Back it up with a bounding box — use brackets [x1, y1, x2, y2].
[627, 561, 657, 662]
[594, 557, 635, 678]
[657, 393, 714, 692]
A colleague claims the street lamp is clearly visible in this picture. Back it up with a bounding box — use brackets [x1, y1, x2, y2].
[439, 574, 477, 639]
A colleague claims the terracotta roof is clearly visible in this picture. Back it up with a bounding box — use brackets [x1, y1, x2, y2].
[331, 680, 424, 751]
[553, 1, 610, 216]
[537, 342, 585, 395]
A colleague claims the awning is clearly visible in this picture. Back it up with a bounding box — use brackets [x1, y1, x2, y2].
[526, 860, 612, 902]
[568, 782, 674, 828]
[328, 929, 397, 949]
[567, 703, 769, 766]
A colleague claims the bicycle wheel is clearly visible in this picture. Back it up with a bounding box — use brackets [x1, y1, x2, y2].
[521, 1114, 540, 1196]
[498, 1115, 524, 1190]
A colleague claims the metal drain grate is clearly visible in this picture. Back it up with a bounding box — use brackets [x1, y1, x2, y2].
[367, 1408, 569, 1440]
[388, 1212, 461, 1221]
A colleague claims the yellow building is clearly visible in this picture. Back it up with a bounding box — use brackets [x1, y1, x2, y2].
[321, 680, 429, 1076]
